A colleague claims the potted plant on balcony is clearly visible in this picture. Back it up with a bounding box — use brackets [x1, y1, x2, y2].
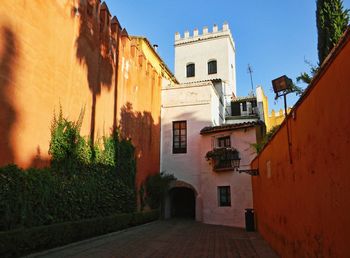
[205, 148, 240, 171]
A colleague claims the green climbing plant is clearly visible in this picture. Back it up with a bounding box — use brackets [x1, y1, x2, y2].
[144, 172, 176, 210]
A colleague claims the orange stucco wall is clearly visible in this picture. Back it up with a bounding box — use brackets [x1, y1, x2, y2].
[117, 36, 163, 188]
[0, 1, 163, 188]
[251, 31, 350, 258]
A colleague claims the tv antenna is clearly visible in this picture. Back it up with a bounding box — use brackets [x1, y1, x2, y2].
[247, 64, 254, 94]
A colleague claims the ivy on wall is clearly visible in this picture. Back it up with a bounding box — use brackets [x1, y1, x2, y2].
[0, 108, 137, 231]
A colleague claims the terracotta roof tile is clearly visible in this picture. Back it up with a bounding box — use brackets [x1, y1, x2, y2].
[200, 121, 263, 135]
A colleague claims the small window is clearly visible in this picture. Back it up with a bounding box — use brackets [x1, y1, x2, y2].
[218, 186, 231, 207]
[186, 63, 195, 77]
[208, 60, 217, 74]
[218, 136, 231, 148]
[173, 121, 187, 153]
[242, 102, 247, 112]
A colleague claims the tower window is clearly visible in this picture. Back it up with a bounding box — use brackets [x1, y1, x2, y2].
[208, 60, 217, 74]
[186, 63, 195, 77]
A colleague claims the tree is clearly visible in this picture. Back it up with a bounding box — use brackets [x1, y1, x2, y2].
[296, 59, 319, 86]
[297, 0, 349, 87]
[144, 172, 176, 213]
[317, 0, 349, 64]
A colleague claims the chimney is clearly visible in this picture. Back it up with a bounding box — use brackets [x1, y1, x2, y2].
[193, 28, 199, 37]
[213, 24, 218, 33]
[175, 32, 181, 41]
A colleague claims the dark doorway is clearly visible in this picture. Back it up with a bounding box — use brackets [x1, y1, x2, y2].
[170, 187, 195, 219]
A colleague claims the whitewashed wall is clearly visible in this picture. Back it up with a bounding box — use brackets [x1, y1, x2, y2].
[161, 80, 257, 227]
[199, 128, 257, 227]
[161, 82, 220, 221]
[174, 23, 236, 97]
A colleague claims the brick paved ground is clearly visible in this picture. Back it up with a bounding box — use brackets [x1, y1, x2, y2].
[28, 220, 279, 258]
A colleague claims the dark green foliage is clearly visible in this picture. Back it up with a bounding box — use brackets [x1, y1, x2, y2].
[49, 109, 136, 187]
[144, 172, 176, 209]
[0, 165, 26, 230]
[0, 165, 135, 231]
[49, 107, 90, 173]
[297, 1, 348, 87]
[95, 130, 136, 189]
[296, 60, 319, 87]
[296, 72, 313, 85]
[0, 210, 159, 258]
[0, 110, 138, 231]
[291, 83, 305, 96]
[116, 138, 136, 189]
[317, 0, 349, 64]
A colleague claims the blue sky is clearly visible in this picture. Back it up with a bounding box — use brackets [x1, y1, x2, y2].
[105, 0, 350, 111]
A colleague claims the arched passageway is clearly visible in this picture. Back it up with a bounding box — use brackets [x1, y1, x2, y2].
[169, 187, 195, 219]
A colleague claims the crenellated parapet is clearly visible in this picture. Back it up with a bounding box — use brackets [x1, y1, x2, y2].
[175, 22, 235, 49]
[74, 0, 123, 61]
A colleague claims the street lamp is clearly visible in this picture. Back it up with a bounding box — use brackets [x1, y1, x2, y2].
[272, 75, 293, 99]
[272, 75, 294, 164]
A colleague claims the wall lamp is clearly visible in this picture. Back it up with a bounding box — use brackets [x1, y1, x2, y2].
[232, 157, 259, 176]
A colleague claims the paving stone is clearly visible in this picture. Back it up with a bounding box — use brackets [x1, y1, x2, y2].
[27, 220, 279, 258]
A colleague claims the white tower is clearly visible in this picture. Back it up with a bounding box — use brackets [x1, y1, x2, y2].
[174, 23, 237, 102]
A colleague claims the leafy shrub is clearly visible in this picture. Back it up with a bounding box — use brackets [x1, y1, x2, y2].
[1, 109, 138, 231]
[49, 107, 90, 173]
[0, 165, 136, 231]
[96, 130, 136, 189]
[0, 165, 25, 230]
[0, 210, 159, 258]
[145, 172, 176, 209]
[251, 125, 280, 153]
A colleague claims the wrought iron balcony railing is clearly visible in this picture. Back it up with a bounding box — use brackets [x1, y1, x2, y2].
[205, 147, 240, 172]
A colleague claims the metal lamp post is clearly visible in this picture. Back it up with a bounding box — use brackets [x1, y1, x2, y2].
[272, 75, 294, 164]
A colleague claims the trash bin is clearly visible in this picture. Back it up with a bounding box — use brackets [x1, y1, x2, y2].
[245, 208, 255, 232]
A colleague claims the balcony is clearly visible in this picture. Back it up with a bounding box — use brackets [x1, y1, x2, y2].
[205, 147, 240, 172]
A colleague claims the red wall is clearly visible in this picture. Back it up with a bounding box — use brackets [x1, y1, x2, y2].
[0, 1, 162, 189]
[251, 30, 350, 258]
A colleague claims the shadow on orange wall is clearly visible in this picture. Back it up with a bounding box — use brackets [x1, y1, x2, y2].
[0, 26, 18, 166]
[120, 102, 160, 188]
[29, 146, 50, 168]
[75, 2, 114, 144]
